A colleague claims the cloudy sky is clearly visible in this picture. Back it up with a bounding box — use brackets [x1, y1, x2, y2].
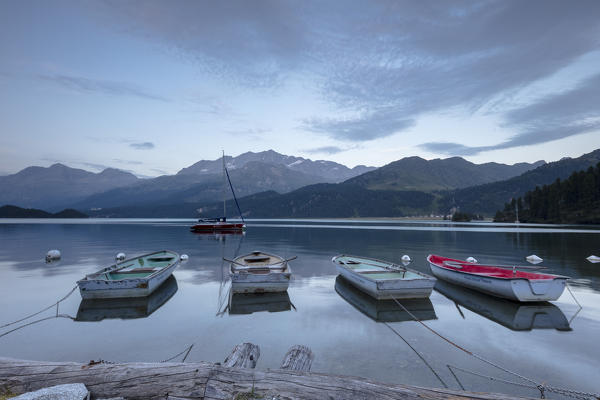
[1, 0, 599, 177]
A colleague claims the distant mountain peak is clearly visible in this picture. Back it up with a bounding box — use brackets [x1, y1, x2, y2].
[176, 149, 376, 183]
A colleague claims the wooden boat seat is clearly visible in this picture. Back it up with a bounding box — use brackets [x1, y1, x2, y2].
[114, 268, 157, 274]
[244, 256, 271, 262]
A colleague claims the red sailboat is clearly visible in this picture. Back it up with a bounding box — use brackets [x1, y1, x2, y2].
[427, 254, 569, 302]
[190, 151, 246, 233]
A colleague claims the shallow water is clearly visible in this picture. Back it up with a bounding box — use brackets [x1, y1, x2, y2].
[0, 219, 599, 398]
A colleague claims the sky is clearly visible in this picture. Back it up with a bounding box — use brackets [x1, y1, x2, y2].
[0, 0, 599, 177]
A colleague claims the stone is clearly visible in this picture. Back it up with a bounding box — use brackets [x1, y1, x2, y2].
[13, 383, 89, 400]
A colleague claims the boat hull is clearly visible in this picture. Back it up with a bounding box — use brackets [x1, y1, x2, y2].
[335, 264, 435, 300]
[190, 223, 245, 232]
[78, 252, 180, 299]
[428, 261, 567, 302]
[230, 251, 292, 294]
[230, 271, 291, 293]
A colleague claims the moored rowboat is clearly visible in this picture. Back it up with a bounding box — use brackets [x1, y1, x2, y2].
[77, 250, 180, 299]
[332, 255, 436, 300]
[427, 254, 569, 302]
[229, 251, 292, 293]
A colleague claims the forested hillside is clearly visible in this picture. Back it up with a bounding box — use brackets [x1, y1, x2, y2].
[494, 163, 600, 224]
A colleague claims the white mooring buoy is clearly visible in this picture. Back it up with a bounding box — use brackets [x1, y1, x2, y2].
[401, 254, 411, 262]
[526, 254, 543, 264]
[180, 254, 189, 261]
[466, 256, 478, 263]
[587, 255, 600, 263]
[45, 249, 61, 262]
[115, 252, 126, 261]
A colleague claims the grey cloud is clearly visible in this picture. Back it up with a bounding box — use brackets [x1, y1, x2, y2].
[92, 1, 600, 144]
[113, 159, 143, 165]
[303, 146, 345, 155]
[304, 111, 415, 141]
[420, 72, 600, 155]
[130, 142, 155, 150]
[38, 74, 169, 102]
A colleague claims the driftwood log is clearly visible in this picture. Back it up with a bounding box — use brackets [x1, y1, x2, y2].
[0, 356, 533, 400]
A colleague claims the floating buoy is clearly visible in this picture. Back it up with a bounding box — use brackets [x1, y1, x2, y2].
[180, 254, 189, 261]
[587, 255, 600, 263]
[45, 249, 61, 262]
[401, 255, 411, 262]
[466, 257, 478, 263]
[115, 252, 126, 261]
[526, 254, 543, 264]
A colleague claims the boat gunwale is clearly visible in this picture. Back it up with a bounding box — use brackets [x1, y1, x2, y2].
[230, 251, 291, 275]
[427, 254, 569, 282]
[332, 254, 435, 283]
[79, 250, 180, 283]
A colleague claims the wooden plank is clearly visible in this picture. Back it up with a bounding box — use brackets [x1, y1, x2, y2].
[0, 357, 535, 400]
[222, 343, 260, 369]
[280, 345, 314, 372]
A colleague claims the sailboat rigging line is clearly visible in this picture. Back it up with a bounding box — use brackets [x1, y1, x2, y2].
[0, 285, 78, 330]
[383, 323, 448, 388]
[224, 167, 245, 223]
[389, 296, 600, 400]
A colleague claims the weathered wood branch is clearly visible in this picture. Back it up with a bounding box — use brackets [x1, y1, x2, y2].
[222, 342, 260, 369]
[280, 345, 313, 372]
[0, 357, 535, 400]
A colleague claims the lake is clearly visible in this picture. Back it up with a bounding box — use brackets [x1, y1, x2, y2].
[1, 218, 599, 398]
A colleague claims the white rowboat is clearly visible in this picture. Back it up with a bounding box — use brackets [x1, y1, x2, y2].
[229, 251, 292, 293]
[332, 254, 436, 300]
[77, 250, 180, 299]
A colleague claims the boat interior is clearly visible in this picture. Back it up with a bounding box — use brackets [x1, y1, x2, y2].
[232, 252, 288, 273]
[91, 251, 177, 281]
[335, 256, 423, 281]
[429, 255, 560, 280]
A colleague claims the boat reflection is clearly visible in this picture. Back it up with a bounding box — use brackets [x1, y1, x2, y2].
[228, 291, 293, 315]
[434, 280, 571, 331]
[335, 276, 437, 322]
[75, 276, 178, 322]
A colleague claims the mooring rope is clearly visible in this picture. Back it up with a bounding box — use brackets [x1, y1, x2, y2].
[160, 344, 195, 363]
[390, 296, 600, 400]
[384, 322, 448, 388]
[0, 285, 78, 330]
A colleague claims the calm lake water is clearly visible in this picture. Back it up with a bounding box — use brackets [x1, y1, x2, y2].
[1, 219, 599, 398]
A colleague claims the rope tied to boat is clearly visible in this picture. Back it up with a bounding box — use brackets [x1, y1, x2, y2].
[0, 285, 78, 330]
[389, 296, 600, 400]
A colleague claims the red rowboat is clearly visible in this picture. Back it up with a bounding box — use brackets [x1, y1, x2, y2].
[427, 254, 569, 302]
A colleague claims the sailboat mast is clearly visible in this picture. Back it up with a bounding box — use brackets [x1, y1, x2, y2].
[222, 150, 226, 219]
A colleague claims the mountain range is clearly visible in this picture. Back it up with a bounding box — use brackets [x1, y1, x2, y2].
[0, 151, 375, 212]
[3, 148, 597, 218]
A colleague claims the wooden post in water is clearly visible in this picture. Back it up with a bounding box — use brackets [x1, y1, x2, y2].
[280, 345, 314, 372]
[222, 342, 260, 369]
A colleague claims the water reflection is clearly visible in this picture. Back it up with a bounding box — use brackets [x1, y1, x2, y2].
[226, 291, 294, 315]
[75, 276, 178, 322]
[434, 280, 571, 331]
[335, 276, 437, 322]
